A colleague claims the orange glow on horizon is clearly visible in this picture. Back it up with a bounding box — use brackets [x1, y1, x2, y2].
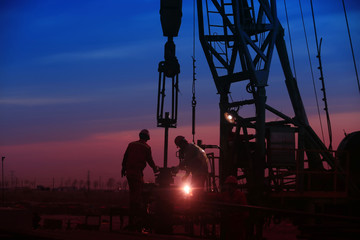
[1, 111, 358, 186]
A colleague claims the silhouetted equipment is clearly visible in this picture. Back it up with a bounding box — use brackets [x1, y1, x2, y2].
[299, 0, 326, 146]
[155, 0, 183, 234]
[309, 0, 333, 150]
[267, 126, 296, 168]
[1, 156, 5, 206]
[2, 1, 358, 239]
[157, 0, 182, 168]
[160, 0, 182, 38]
[337, 131, 360, 196]
[157, 0, 182, 129]
[153, 0, 360, 239]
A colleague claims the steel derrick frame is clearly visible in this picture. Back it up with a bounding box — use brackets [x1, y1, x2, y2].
[196, 0, 334, 199]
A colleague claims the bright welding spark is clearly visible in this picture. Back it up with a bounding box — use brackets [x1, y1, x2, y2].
[183, 185, 191, 195]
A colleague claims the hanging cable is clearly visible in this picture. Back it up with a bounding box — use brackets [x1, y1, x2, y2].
[342, 0, 360, 93]
[298, 0, 325, 144]
[191, 0, 197, 144]
[283, 0, 297, 80]
[309, 0, 319, 51]
[310, 0, 333, 150]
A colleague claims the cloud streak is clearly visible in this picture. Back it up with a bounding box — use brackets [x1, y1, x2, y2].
[41, 41, 161, 63]
[0, 97, 91, 106]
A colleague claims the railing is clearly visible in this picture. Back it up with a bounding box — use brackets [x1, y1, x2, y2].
[267, 148, 349, 198]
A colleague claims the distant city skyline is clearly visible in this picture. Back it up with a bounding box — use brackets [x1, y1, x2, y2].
[1, 0, 359, 186]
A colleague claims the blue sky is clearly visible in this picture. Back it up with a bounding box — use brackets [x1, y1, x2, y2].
[0, 0, 359, 184]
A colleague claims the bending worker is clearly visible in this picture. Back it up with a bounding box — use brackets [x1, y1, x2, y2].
[173, 136, 209, 191]
[121, 129, 159, 229]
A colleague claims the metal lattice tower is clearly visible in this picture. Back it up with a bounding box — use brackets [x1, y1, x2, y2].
[196, 0, 335, 200]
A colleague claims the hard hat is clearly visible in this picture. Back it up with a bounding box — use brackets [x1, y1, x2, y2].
[139, 129, 150, 140]
[174, 135, 186, 146]
[224, 175, 238, 185]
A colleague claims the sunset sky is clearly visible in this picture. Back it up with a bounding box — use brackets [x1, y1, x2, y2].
[1, 0, 359, 187]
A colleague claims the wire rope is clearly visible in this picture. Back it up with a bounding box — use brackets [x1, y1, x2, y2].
[191, 0, 197, 143]
[298, 0, 325, 144]
[310, 0, 333, 150]
[342, 0, 360, 93]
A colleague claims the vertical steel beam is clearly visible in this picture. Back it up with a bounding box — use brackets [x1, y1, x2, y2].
[219, 94, 236, 186]
[254, 86, 266, 199]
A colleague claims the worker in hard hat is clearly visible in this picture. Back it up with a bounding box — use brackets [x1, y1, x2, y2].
[220, 175, 248, 240]
[173, 136, 209, 193]
[121, 129, 159, 231]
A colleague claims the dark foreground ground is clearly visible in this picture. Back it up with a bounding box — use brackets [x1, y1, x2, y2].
[1, 220, 299, 240]
[4, 188, 356, 240]
[1, 207, 300, 240]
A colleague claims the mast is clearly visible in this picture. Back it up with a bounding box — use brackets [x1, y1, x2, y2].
[196, 0, 334, 198]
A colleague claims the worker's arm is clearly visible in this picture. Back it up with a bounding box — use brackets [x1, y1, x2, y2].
[146, 147, 159, 173]
[181, 171, 190, 181]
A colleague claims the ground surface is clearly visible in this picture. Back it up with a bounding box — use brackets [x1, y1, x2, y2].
[1, 189, 301, 239]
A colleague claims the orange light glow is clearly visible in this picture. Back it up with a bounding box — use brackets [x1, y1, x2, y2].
[183, 185, 191, 195]
[224, 112, 234, 124]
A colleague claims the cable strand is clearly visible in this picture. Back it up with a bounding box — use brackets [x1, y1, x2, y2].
[342, 0, 360, 93]
[299, 0, 325, 144]
[310, 0, 333, 150]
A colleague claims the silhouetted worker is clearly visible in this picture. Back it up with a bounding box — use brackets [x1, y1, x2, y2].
[173, 136, 208, 192]
[220, 175, 248, 240]
[121, 129, 159, 230]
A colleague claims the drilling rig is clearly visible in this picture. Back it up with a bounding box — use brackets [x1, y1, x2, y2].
[155, 0, 360, 239]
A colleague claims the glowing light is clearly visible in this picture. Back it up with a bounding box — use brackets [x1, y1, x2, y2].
[224, 111, 236, 124]
[183, 185, 191, 195]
